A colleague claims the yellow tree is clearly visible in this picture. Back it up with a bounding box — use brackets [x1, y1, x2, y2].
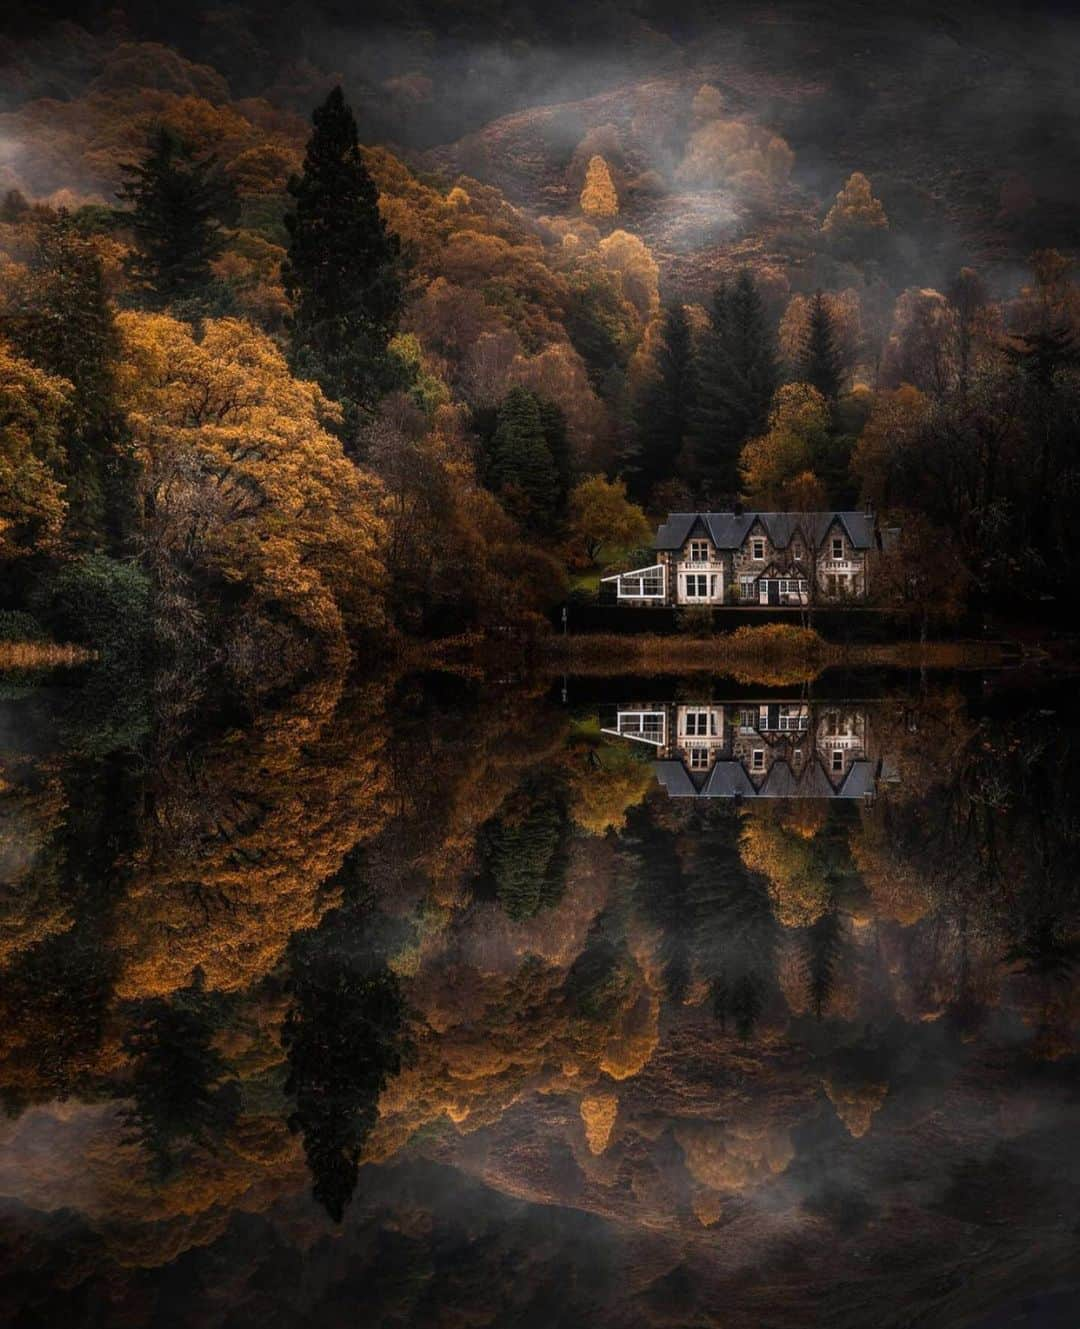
[0, 340, 69, 561]
[580, 155, 619, 218]
[114, 313, 387, 656]
[566, 474, 651, 565]
[822, 172, 888, 238]
[739, 382, 831, 508]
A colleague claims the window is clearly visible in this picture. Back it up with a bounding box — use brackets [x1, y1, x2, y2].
[751, 538, 765, 560]
[739, 709, 756, 732]
[689, 748, 710, 770]
[688, 540, 709, 563]
[793, 543, 803, 559]
[832, 537, 844, 560]
[685, 711, 710, 736]
[739, 576, 756, 601]
[832, 749, 844, 773]
[684, 574, 711, 599]
[751, 749, 766, 772]
[615, 564, 665, 598]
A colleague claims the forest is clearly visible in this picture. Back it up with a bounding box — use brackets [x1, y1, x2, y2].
[2, 8, 1080, 677]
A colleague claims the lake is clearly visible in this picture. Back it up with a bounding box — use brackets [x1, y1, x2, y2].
[0, 663, 1078, 1328]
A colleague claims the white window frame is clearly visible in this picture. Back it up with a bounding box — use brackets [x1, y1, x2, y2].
[689, 747, 710, 771]
[751, 538, 766, 560]
[688, 540, 709, 564]
[832, 537, 844, 560]
[602, 710, 668, 747]
[739, 576, 756, 601]
[832, 748, 844, 772]
[751, 749, 766, 772]
[603, 563, 666, 600]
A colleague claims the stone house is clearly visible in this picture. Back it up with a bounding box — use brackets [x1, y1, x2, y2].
[602, 510, 883, 607]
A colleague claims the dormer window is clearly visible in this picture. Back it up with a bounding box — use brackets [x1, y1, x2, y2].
[751, 538, 765, 560]
[689, 540, 709, 563]
[832, 537, 844, 559]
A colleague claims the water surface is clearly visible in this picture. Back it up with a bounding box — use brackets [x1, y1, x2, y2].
[1, 666, 1078, 1328]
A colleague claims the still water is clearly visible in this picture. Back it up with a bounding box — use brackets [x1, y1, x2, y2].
[1, 666, 1078, 1327]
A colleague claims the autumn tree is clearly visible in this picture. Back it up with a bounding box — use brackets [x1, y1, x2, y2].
[566, 474, 650, 565]
[872, 510, 970, 639]
[117, 126, 236, 308]
[632, 304, 698, 504]
[799, 291, 845, 401]
[580, 155, 619, 218]
[284, 86, 405, 440]
[692, 270, 778, 499]
[822, 171, 888, 245]
[3, 223, 135, 549]
[740, 383, 831, 508]
[0, 340, 69, 568]
[115, 312, 387, 658]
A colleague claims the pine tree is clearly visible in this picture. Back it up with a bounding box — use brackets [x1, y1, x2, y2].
[284, 86, 405, 439]
[537, 397, 572, 519]
[799, 290, 844, 401]
[487, 386, 561, 530]
[117, 127, 235, 308]
[693, 269, 778, 499]
[633, 303, 698, 503]
[5, 222, 137, 550]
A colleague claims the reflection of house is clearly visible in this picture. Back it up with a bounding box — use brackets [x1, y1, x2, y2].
[602, 511, 883, 606]
[602, 701, 882, 799]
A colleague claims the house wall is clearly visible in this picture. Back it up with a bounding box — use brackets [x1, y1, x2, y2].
[814, 522, 869, 600]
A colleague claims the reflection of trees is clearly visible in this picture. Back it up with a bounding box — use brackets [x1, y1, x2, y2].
[284, 851, 412, 1223]
[122, 972, 240, 1180]
[475, 771, 571, 922]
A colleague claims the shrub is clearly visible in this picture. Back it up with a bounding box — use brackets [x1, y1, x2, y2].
[31, 554, 151, 659]
[0, 610, 47, 642]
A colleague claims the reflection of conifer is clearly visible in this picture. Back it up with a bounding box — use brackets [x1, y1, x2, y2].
[804, 905, 846, 1020]
[284, 854, 412, 1223]
[621, 807, 691, 1002]
[731, 972, 765, 1042]
[122, 972, 239, 1180]
[477, 773, 571, 922]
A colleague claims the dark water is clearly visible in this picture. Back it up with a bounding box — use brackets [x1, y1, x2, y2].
[1, 665, 1078, 1328]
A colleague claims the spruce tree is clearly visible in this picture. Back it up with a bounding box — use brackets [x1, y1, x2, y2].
[487, 387, 561, 531]
[693, 269, 778, 500]
[537, 397, 572, 519]
[799, 290, 844, 401]
[632, 303, 698, 504]
[117, 127, 235, 308]
[284, 86, 404, 438]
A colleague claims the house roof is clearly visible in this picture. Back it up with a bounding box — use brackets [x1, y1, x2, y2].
[653, 511, 875, 552]
[654, 757, 876, 799]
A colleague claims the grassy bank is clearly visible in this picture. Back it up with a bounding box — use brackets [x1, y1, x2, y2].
[539, 624, 1008, 679]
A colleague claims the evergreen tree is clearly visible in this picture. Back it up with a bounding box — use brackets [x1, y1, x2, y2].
[117, 127, 235, 308]
[283, 86, 405, 440]
[5, 222, 137, 550]
[799, 290, 844, 401]
[486, 387, 561, 531]
[537, 397, 572, 519]
[632, 303, 698, 504]
[693, 270, 778, 500]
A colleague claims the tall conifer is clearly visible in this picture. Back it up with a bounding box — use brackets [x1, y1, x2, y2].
[284, 86, 404, 438]
[799, 290, 844, 401]
[632, 303, 698, 503]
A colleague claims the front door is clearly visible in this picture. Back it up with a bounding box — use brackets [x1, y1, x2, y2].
[758, 581, 768, 605]
[768, 580, 780, 605]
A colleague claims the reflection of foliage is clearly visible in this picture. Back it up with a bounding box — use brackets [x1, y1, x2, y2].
[122, 974, 240, 1180]
[477, 772, 571, 922]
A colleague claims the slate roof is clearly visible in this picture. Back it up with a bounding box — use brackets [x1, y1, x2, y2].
[654, 757, 876, 799]
[653, 511, 875, 552]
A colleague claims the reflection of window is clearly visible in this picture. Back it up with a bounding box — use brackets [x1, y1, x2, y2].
[685, 711, 710, 736]
[689, 540, 709, 562]
[832, 537, 844, 559]
[751, 539, 765, 560]
[751, 749, 766, 772]
[690, 748, 709, 770]
[739, 708, 757, 731]
[832, 749, 844, 772]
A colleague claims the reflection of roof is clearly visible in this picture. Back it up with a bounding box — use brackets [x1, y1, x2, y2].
[653, 511, 875, 552]
[654, 758, 876, 799]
